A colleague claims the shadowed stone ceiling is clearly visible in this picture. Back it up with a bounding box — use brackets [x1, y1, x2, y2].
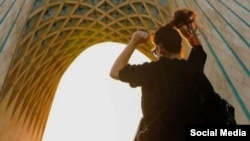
[1, 0, 170, 140]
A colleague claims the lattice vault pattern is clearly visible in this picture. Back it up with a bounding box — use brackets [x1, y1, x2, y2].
[1, 0, 250, 140]
[1, 0, 169, 140]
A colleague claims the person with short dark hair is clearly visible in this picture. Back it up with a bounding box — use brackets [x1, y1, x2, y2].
[109, 9, 204, 141]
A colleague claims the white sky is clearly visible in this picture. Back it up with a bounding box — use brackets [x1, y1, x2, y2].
[42, 42, 150, 141]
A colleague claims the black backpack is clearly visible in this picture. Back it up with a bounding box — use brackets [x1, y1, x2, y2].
[197, 73, 237, 125]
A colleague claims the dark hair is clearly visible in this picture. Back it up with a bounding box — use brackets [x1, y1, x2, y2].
[173, 8, 196, 26]
[154, 27, 182, 53]
[172, 8, 198, 35]
[153, 8, 197, 54]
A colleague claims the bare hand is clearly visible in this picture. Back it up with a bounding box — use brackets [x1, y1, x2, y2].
[178, 23, 201, 46]
[130, 31, 149, 45]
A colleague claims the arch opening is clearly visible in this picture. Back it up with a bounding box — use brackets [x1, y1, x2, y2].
[42, 42, 150, 141]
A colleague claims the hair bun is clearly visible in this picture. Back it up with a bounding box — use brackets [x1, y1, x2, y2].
[173, 9, 196, 25]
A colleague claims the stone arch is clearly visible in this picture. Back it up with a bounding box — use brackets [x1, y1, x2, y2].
[0, 0, 249, 140]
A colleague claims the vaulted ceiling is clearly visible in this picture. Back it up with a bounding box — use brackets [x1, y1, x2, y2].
[0, 0, 171, 140]
[0, 0, 249, 141]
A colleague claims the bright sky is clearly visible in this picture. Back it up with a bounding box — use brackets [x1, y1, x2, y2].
[42, 42, 150, 141]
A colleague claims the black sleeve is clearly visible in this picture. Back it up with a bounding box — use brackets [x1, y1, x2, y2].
[188, 45, 207, 71]
[119, 62, 156, 87]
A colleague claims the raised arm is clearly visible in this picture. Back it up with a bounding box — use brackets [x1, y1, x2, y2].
[109, 31, 149, 80]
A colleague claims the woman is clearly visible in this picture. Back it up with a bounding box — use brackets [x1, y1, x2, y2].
[110, 8, 206, 141]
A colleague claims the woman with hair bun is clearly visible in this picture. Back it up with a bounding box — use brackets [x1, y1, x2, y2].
[109, 9, 206, 141]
